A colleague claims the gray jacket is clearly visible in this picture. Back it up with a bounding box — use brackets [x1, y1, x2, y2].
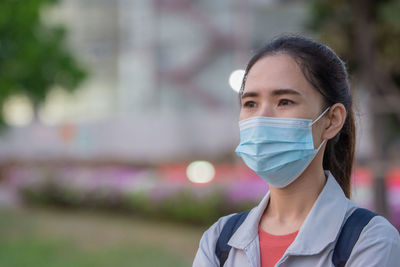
[193, 171, 400, 267]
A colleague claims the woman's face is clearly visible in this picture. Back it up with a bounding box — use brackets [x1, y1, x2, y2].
[239, 53, 328, 145]
[239, 53, 325, 121]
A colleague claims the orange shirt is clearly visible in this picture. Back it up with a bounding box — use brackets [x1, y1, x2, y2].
[258, 226, 298, 267]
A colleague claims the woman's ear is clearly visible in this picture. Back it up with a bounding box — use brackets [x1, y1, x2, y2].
[323, 103, 347, 140]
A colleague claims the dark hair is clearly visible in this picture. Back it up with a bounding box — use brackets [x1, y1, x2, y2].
[240, 35, 354, 198]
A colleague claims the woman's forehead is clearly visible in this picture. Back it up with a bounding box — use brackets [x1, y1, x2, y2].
[244, 54, 316, 97]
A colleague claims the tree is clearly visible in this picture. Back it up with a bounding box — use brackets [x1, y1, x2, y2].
[0, 0, 86, 127]
[306, 0, 400, 215]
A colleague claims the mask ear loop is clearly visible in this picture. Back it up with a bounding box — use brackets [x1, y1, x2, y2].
[311, 106, 331, 125]
[316, 139, 326, 151]
[312, 107, 331, 150]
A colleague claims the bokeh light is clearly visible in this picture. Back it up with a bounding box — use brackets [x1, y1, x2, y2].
[2, 95, 34, 127]
[228, 69, 245, 93]
[186, 161, 215, 184]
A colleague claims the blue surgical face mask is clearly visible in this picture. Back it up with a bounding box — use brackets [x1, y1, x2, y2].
[235, 107, 330, 188]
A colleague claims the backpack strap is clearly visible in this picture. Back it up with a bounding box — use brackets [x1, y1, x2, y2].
[215, 210, 250, 267]
[332, 207, 378, 267]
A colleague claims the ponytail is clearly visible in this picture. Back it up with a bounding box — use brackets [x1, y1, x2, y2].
[323, 109, 355, 198]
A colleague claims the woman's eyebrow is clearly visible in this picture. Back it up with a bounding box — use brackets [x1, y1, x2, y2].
[270, 88, 301, 96]
[241, 92, 259, 99]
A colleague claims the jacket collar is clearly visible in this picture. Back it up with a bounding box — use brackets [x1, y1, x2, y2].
[228, 171, 350, 255]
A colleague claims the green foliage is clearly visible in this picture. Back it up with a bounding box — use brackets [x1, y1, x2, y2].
[0, 0, 87, 126]
[377, 0, 400, 73]
[156, 190, 225, 225]
[305, 0, 356, 71]
[307, 0, 400, 74]
[19, 178, 256, 226]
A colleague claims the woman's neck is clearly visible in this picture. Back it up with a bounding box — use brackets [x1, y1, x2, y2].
[260, 159, 327, 234]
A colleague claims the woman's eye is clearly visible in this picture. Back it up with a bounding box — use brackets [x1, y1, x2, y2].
[243, 101, 257, 108]
[278, 99, 294, 106]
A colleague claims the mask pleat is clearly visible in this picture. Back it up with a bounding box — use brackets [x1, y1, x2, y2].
[235, 110, 328, 188]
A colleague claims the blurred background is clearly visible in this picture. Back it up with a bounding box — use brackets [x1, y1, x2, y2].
[0, 0, 399, 266]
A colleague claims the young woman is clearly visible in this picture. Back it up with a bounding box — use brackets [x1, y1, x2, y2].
[193, 35, 400, 267]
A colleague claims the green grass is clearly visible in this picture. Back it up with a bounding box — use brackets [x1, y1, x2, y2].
[0, 239, 186, 267]
[0, 207, 206, 267]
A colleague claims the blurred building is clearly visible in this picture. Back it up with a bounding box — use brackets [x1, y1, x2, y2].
[3, 0, 375, 165]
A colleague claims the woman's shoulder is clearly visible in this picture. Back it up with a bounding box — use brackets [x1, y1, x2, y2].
[344, 201, 399, 243]
[346, 209, 400, 266]
[201, 212, 240, 242]
[344, 199, 399, 240]
[363, 214, 399, 242]
[193, 212, 241, 266]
